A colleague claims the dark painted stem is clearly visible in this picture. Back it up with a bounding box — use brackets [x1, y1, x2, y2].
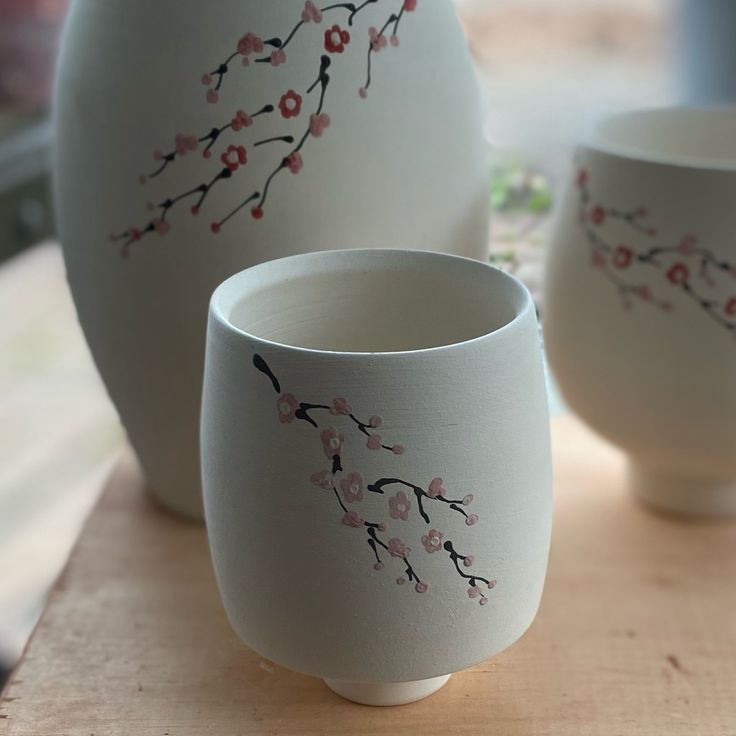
[367, 478, 470, 525]
[444, 541, 492, 586]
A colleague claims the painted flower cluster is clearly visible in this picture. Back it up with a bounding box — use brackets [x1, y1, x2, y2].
[112, 0, 419, 258]
[253, 353, 497, 605]
[577, 168, 736, 338]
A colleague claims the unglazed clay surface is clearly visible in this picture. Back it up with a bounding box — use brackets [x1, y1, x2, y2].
[545, 107, 736, 516]
[202, 250, 552, 683]
[53, 0, 489, 518]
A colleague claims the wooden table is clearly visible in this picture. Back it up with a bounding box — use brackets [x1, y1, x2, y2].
[1, 416, 734, 735]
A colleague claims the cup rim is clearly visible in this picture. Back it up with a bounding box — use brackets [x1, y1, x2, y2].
[587, 105, 736, 172]
[209, 249, 535, 357]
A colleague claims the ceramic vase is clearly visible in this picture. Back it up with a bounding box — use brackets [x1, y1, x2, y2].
[201, 249, 552, 706]
[545, 107, 736, 517]
[52, 0, 489, 519]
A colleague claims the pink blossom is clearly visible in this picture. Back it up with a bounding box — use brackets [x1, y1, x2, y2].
[678, 235, 698, 256]
[591, 247, 606, 269]
[153, 149, 163, 161]
[324, 24, 350, 53]
[635, 285, 652, 302]
[309, 112, 331, 137]
[369, 26, 388, 51]
[465, 514, 479, 527]
[388, 538, 410, 559]
[285, 152, 304, 174]
[251, 206, 264, 220]
[463, 556, 475, 568]
[153, 219, 170, 236]
[279, 89, 303, 119]
[220, 144, 248, 172]
[366, 434, 382, 451]
[390, 35, 400, 47]
[210, 222, 221, 234]
[373, 562, 384, 571]
[369, 415, 383, 428]
[359, 87, 368, 99]
[421, 529, 444, 554]
[270, 49, 287, 66]
[201, 73, 212, 86]
[612, 245, 633, 270]
[206, 89, 219, 104]
[468, 585, 481, 599]
[428, 477, 446, 499]
[277, 393, 298, 423]
[342, 510, 364, 528]
[488, 580, 497, 589]
[175, 133, 198, 156]
[667, 263, 690, 286]
[462, 494, 474, 506]
[329, 397, 352, 415]
[340, 472, 365, 503]
[404, 0, 417, 10]
[389, 491, 411, 521]
[392, 445, 406, 456]
[237, 32, 264, 56]
[726, 298, 736, 317]
[591, 205, 606, 226]
[231, 109, 254, 131]
[321, 428, 344, 459]
[310, 469, 333, 491]
[415, 581, 429, 594]
[302, 0, 323, 23]
[396, 576, 406, 585]
[479, 597, 489, 607]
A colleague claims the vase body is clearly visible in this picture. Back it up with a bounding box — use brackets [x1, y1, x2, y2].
[545, 107, 736, 517]
[53, 0, 490, 518]
[202, 250, 552, 703]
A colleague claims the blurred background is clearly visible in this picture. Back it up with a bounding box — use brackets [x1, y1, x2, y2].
[0, 0, 690, 686]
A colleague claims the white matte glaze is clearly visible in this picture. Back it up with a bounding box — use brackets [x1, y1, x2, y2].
[53, 0, 490, 519]
[201, 250, 552, 695]
[545, 107, 736, 518]
[324, 675, 451, 706]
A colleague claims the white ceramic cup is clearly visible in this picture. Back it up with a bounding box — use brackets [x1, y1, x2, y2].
[545, 106, 736, 518]
[201, 249, 552, 706]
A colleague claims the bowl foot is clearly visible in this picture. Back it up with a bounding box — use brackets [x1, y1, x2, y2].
[630, 462, 736, 518]
[323, 674, 452, 706]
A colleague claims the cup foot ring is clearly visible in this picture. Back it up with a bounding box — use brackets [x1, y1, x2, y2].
[630, 461, 736, 518]
[323, 674, 452, 706]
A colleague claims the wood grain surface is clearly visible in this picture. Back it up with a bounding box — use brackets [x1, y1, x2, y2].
[1, 415, 734, 735]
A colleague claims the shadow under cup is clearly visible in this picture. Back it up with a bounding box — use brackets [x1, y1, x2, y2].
[202, 250, 552, 706]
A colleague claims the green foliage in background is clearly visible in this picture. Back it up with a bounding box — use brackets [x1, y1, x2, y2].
[490, 161, 553, 215]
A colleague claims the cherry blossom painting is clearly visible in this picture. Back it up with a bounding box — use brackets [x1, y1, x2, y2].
[254, 353, 498, 605]
[577, 168, 736, 338]
[111, 0, 421, 258]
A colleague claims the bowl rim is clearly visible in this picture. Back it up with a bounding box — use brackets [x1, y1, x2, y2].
[209, 248, 536, 358]
[586, 105, 736, 172]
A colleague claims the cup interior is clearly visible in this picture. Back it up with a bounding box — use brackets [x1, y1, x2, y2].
[593, 106, 736, 169]
[214, 250, 530, 354]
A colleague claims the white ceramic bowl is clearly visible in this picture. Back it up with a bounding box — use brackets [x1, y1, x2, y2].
[202, 249, 552, 705]
[545, 107, 736, 517]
